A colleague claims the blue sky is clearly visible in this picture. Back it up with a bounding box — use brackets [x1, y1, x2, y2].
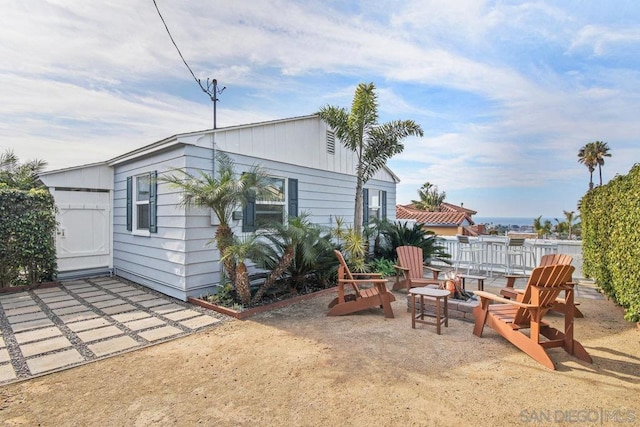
[2, 1, 639, 217]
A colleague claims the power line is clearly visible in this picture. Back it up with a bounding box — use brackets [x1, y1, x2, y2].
[151, 0, 225, 128]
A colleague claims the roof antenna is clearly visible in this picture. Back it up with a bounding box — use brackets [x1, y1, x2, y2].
[203, 78, 226, 129]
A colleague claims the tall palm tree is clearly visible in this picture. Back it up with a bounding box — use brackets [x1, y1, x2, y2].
[577, 143, 597, 190]
[592, 141, 611, 186]
[412, 182, 446, 211]
[162, 152, 275, 287]
[318, 82, 423, 235]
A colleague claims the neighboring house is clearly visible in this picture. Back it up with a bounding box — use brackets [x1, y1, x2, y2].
[396, 202, 480, 236]
[39, 115, 398, 301]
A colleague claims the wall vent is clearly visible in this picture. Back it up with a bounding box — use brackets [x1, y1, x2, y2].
[326, 131, 335, 154]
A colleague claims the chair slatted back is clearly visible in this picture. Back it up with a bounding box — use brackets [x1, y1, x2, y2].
[396, 246, 424, 280]
[539, 253, 573, 267]
[513, 264, 575, 325]
[507, 237, 525, 248]
[334, 250, 361, 295]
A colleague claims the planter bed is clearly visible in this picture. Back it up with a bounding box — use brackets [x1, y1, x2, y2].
[189, 286, 338, 320]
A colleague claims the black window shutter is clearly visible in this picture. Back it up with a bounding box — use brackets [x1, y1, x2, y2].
[242, 194, 256, 232]
[288, 178, 298, 218]
[126, 176, 132, 231]
[362, 188, 369, 225]
[149, 171, 158, 233]
[381, 190, 387, 220]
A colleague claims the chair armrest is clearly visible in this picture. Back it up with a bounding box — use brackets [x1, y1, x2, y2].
[474, 290, 536, 309]
[351, 272, 383, 278]
[338, 278, 388, 285]
[394, 265, 409, 273]
[504, 274, 528, 289]
[423, 265, 442, 279]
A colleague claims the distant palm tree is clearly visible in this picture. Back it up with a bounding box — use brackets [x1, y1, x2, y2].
[412, 182, 446, 211]
[592, 141, 611, 186]
[577, 143, 597, 190]
[533, 215, 544, 238]
[318, 82, 423, 235]
[563, 210, 580, 240]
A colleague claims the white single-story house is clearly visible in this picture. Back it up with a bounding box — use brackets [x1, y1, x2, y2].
[39, 115, 399, 301]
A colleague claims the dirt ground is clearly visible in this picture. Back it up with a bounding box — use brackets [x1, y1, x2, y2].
[1, 284, 639, 427]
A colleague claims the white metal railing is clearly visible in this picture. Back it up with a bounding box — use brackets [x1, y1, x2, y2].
[434, 236, 584, 278]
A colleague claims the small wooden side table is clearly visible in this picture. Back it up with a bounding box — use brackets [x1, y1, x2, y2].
[409, 287, 450, 334]
[457, 274, 486, 291]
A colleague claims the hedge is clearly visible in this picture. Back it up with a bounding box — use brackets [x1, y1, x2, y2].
[0, 188, 58, 287]
[581, 163, 640, 322]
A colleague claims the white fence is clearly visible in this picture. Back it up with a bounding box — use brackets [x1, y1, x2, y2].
[433, 236, 584, 278]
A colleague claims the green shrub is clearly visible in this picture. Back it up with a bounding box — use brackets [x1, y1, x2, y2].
[581, 163, 640, 322]
[0, 188, 58, 287]
[368, 258, 397, 278]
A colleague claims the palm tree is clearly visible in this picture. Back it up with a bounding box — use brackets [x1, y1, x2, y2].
[533, 215, 544, 238]
[592, 141, 611, 186]
[251, 213, 334, 302]
[563, 210, 580, 240]
[318, 82, 423, 235]
[412, 182, 446, 211]
[577, 143, 597, 190]
[220, 234, 272, 306]
[0, 149, 47, 190]
[162, 152, 275, 287]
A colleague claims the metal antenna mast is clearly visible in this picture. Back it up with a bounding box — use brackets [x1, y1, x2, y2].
[204, 78, 226, 129]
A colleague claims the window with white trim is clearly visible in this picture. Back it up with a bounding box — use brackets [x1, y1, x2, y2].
[126, 171, 157, 234]
[255, 177, 286, 226]
[368, 189, 382, 221]
[135, 174, 151, 231]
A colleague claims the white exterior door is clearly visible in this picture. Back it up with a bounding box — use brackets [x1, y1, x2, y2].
[54, 190, 112, 273]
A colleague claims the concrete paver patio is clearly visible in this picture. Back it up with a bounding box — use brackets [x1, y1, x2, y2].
[0, 276, 229, 385]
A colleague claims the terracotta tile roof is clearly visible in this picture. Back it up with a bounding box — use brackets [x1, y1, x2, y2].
[396, 204, 475, 226]
[440, 202, 477, 215]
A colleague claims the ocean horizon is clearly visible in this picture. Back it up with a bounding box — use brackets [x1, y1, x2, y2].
[474, 216, 556, 227]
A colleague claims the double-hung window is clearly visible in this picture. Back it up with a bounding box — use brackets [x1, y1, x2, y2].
[255, 177, 286, 226]
[243, 177, 298, 232]
[126, 171, 157, 234]
[363, 188, 387, 225]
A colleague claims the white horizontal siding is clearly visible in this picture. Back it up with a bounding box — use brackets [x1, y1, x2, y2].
[111, 120, 398, 300]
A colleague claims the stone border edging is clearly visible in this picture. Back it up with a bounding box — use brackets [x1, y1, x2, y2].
[188, 286, 338, 320]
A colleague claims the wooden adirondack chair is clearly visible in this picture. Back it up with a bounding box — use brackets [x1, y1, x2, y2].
[473, 263, 592, 370]
[501, 253, 584, 317]
[393, 246, 442, 292]
[328, 250, 396, 318]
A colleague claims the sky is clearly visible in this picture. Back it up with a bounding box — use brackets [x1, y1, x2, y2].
[2, 1, 639, 218]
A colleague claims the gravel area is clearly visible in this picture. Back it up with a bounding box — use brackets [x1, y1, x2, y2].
[0, 277, 638, 426]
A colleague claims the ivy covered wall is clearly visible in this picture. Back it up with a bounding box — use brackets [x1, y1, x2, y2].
[581, 164, 640, 322]
[0, 188, 58, 287]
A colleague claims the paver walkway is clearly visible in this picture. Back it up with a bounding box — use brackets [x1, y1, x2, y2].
[0, 277, 228, 385]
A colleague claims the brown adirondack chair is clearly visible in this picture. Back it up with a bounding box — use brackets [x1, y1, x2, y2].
[328, 250, 396, 318]
[393, 246, 442, 292]
[473, 263, 592, 370]
[500, 253, 583, 317]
